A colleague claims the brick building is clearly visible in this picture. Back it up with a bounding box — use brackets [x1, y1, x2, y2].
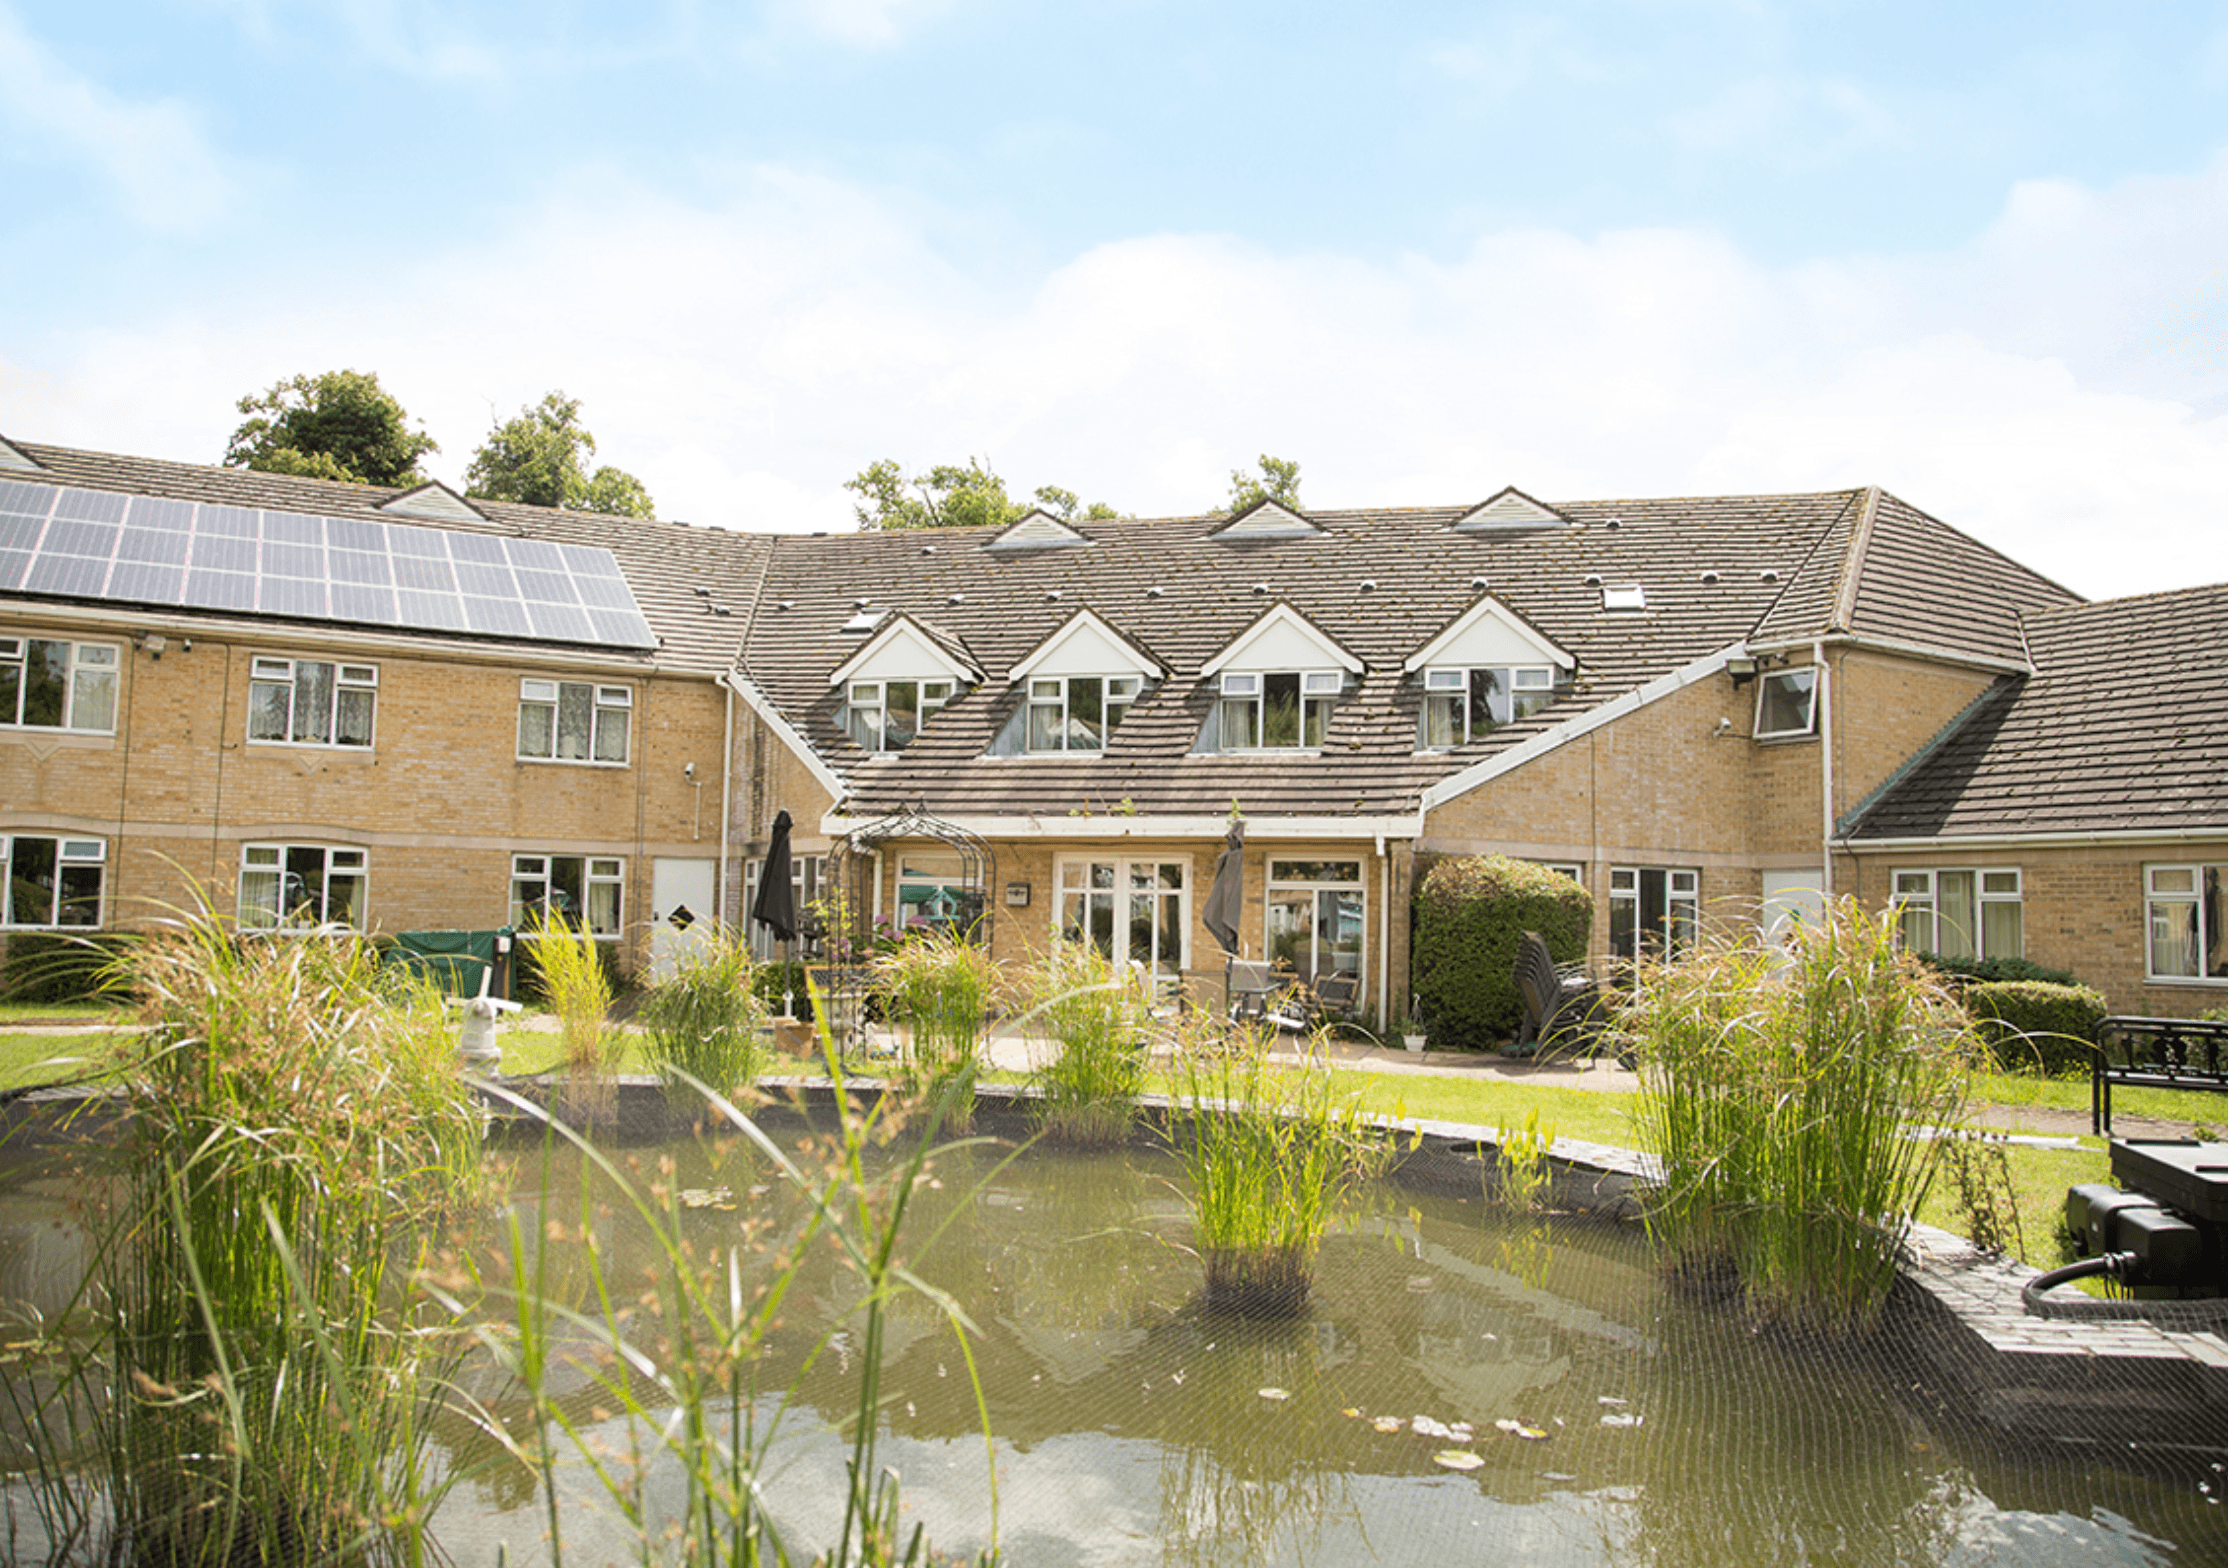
[4, 434, 2221, 1021]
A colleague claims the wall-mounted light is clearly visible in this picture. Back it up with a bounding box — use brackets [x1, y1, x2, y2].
[132, 632, 167, 660]
[1726, 655, 1761, 687]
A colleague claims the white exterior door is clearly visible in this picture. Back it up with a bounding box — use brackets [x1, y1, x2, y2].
[1760, 870, 1826, 944]
[648, 857, 719, 982]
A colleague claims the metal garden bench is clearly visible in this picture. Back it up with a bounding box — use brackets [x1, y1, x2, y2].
[2092, 1015, 2228, 1134]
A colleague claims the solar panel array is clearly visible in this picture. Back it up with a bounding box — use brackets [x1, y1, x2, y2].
[0, 480, 657, 649]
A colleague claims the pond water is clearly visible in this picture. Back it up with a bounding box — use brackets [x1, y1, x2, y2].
[6, 1107, 2228, 1565]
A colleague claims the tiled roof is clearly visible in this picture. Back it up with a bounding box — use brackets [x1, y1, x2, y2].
[736, 488, 2067, 821]
[1846, 583, 2228, 841]
[7, 441, 767, 675]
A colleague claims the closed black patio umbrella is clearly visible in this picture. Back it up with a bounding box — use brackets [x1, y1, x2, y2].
[1203, 818, 1246, 957]
[752, 809, 798, 941]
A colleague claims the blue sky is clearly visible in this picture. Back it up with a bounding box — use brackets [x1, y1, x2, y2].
[7, 1, 2228, 598]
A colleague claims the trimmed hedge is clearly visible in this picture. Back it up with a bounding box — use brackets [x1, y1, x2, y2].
[1918, 953, 2082, 989]
[1411, 854, 1591, 1050]
[0, 931, 137, 1004]
[1964, 980, 2106, 1075]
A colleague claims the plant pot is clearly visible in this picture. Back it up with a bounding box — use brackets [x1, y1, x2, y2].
[1403, 1034, 1427, 1054]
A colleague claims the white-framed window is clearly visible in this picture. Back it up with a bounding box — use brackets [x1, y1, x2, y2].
[1892, 868, 2022, 962]
[0, 636, 118, 734]
[2, 835, 105, 928]
[743, 853, 827, 960]
[1265, 859, 1365, 990]
[518, 680, 631, 764]
[1610, 867, 1699, 962]
[1754, 668, 1820, 740]
[846, 678, 954, 752]
[1027, 674, 1140, 753]
[512, 854, 624, 936]
[239, 844, 367, 930]
[1419, 665, 1554, 748]
[248, 657, 378, 747]
[896, 851, 984, 937]
[1056, 855, 1188, 987]
[1218, 670, 1340, 751]
[1533, 862, 1585, 883]
[2146, 864, 2228, 981]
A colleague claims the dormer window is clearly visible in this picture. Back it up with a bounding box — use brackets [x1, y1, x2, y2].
[1420, 665, 1554, 748]
[1028, 675, 1140, 753]
[1220, 670, 1340, 751]
[847, 679, 954, 752]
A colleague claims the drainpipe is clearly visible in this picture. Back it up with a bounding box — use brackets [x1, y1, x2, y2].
[1376, 834, 1389, 1026]
[717, 682, 734, 922]
[1815, 639, 1833, 902]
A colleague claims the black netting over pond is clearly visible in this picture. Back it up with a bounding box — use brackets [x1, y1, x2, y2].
[6, 1104, 2227, 1565]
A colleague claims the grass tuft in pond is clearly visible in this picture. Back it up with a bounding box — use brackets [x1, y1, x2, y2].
[1173, 1021, 1386, 1316]
[14, 898, 485, 1567]
[873, 928, 997, 1131]
[1622, 898, 1977, 1333]
[1016, 938, 1155, 1147]
[636, 923, 767, 1115]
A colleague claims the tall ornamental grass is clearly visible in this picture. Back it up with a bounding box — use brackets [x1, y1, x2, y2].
[1623, 899, 1976, 1333]
[526, 906, 613, 1075]
[9, 903, 483, 1567]
[435, 988, 1010, 1567]
[1017, 939, 1156, 1146]
[637, 924, 767, 1113]
[1174, 1022, 1385, 1316]
[872, 928, 997, 1127]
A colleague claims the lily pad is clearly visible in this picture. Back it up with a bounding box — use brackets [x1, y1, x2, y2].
[1433, 1449, 1485, 1471]
[1258, 1387, 1290, 1402]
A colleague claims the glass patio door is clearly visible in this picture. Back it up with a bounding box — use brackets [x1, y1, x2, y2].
[1057, 858, 1188, 986]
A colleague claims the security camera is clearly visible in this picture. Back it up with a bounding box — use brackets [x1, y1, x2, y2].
[684, 762, 696, 780]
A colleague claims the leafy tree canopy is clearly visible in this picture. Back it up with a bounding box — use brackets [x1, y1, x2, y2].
[224, 369, 438, 488]
[1226, 454, 1303, 515]
[465, 392, 656, 518]
[845, 457, 1119, 531]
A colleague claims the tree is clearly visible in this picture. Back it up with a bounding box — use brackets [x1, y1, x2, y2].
[1226, 454, 1303, 515]
[845, 457, 1118, 530]
[224, 370, 438, 488]
[464, 392, 656, 517]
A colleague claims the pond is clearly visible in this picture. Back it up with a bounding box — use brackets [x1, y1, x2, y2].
[5, 1102, 2226, 1565]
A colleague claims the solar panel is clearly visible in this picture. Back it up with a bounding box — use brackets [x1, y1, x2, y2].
[0, 483, 658, 650]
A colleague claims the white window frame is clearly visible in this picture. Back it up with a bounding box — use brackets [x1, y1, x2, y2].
[1891, 867, 2023, 963]
[517, 679, 632, 765]
[1, 835, 106, 928]
[1025, 674, 1141, 753]
[512, 853, 626, 938]
[1419, 664, 1554, 749]
[1610, 866, 1700, 963]
[247, 656, 379, 748]
[1264, 858, 1366, 992]
[2146, 863, 2228, 983]
[846, 678, 955, 753]
[895, 850, 985, 937]
[1217, 669, 1340, 751]
[1055, 854, 1190, 988]
[0, 635, 119, 734]
[1754, 668, 1820, 740]
[238, 843, 369, 931]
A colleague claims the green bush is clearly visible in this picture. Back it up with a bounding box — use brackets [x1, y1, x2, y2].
[636, 926, 766, 1110]
[1963, 980, 2106, 1074]
[1411, 855, 1591, 1049]
[0, 931, 135, 1004]
[1918, 952, 2082, 989]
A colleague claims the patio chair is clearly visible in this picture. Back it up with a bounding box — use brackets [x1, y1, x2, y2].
[1309, 973, 1358, 1020]
[1513, 930, 1607, 1058]
[1226, 960, 1315, 1033]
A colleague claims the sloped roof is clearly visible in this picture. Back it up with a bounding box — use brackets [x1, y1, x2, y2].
[1846, 583, 2228, 842]
[7, 441, 768, 675]
[737, 487, 2065, 821]
[1752, 488, 2077, 664]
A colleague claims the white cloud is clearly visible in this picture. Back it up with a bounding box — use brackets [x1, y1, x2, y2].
[0, 6, 235, 229]
[16, 153, 2228, 602]
[768, 0, 958, 50]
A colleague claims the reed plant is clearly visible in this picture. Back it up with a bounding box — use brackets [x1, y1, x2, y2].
[526, 906, 613, 1074]
[1622, 898, 1976, 1332]
[435, 979, 1008, 1566]
[1172, 1021, 1385, 1316]
[10, 900, 484, 1567]
[636, 923, 768, 1114]
[1016, 939, 1155, 1146]
[872, 928, 997, 1129]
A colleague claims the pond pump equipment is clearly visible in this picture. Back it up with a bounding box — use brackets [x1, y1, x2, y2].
[2030, 1139, 2228, 1315]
